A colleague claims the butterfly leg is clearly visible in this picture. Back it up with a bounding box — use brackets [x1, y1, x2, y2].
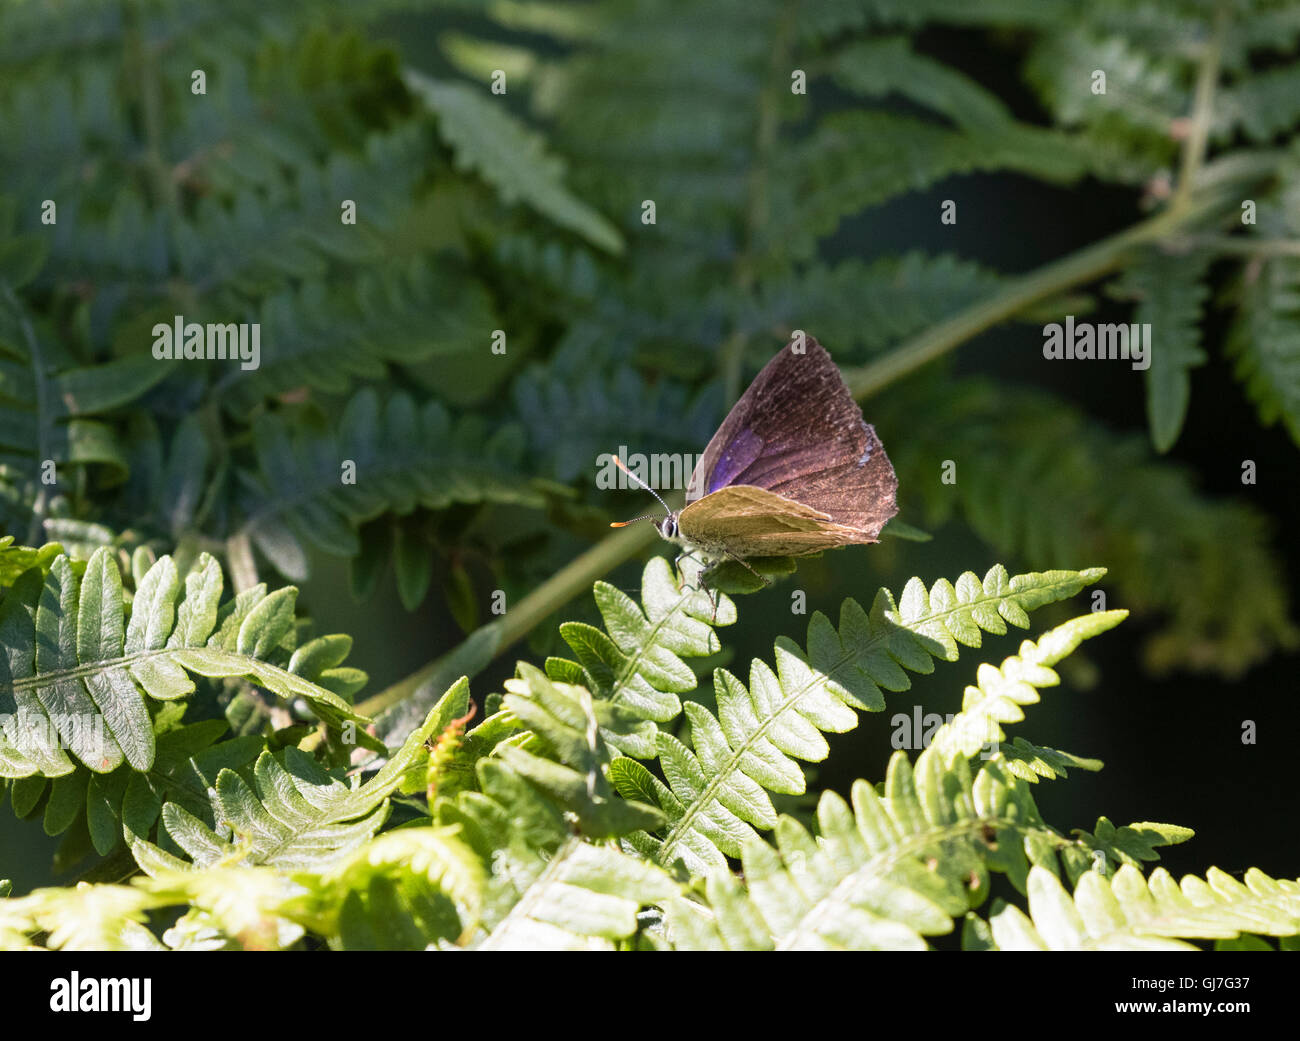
[721, 551, 773, 588]
[674, 550, 721, 622]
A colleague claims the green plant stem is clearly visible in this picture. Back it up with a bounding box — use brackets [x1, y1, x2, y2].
[349, 520, 660, 721]
[842, 189, 1233, 399]
[351, 186, 1244, 729]
[1171, 5, 1228, 213]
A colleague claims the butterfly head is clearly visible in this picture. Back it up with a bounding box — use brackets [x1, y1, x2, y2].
[608, 456, 685, 541]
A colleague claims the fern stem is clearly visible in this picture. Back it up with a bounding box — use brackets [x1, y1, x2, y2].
[842, 188, 1235, 399]
[1171, 4, 1229, 212]
[348, 522, 660, 721]
[1170, 235, 1300, 258]
[125, 2, 179, 218]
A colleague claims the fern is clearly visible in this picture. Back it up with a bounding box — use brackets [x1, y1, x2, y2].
[982, 864, 1300, 950]
[438, 758, 677, 950]
[235, 388, 543, 594]
[878, 376, 1298, 675]
[1111, 251, 1210, 453]
[128, 680, 471, 872]
[404, 72, 624, 255]
[651, 613, 1205, 950]
[0, 280, 165, 542]
[600, 564, 1101, 872]
[1, 0, 1297, 956]
[0, 546, 371, 780]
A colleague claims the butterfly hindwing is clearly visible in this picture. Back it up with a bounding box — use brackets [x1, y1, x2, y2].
[677, 485, 879, 558]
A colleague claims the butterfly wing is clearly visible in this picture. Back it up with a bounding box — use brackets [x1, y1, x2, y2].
[685, 336, 898, 538]
[678, 485, 879, 558]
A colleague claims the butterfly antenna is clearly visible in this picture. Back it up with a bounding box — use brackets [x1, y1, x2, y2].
[609, 455, 674, 527]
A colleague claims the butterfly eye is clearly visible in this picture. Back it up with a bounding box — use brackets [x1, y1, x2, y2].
[661, 517, 678, 539]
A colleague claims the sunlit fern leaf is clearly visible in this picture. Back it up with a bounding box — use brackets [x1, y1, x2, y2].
[612, 568, 1105, 873]
[999, 736, 1102, 784]
[129, 678, 472, 872]
[144, 866, 306, 951]
[0, 882, 163, 951]
[659, 754, 1040, 950]
[0, 534, 61, 590]
[0, 547, 373, 781]
[927, 610, 1126, 763]
[553, 556, 733, 727]
[987, 864, 1300, 950]
[438, 758, 677, 950]
[281, 826, 485, 950]
[497, 663, 662, 833]
[1062, 817, 1195, 883]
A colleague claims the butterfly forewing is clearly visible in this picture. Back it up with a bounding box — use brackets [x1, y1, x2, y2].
[684, 336, 898, 544]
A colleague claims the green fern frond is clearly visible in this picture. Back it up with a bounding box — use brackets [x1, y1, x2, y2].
[404, 72, 624, 255]
[439, 756, 678, 949]
[987, 863, 1300, 950]
[0, 283, 166, 539]
[748, 253, 1003, 361]
[218, 259, 498, 408]
[237, 388, 543, 587]
[1111, 251, 1210, 453]
[1068, 817, 1195, 880]
[611, 568, 1103, 873]
[1022, 24, 1185, 183]
[655, 612, 1201, 950]
[1000, 736, 1103, 784]
[1225, 174, 1300, 447]
[927, 609, 1126, 762]
[494, 662, 664, 835]
[766, 111, 1086, 261]
[1216, 62, 1300, 142]
[659, 754, 1036, 950]
[0, 546, 371, 781]
[551, 556, 733, 728]
[128, 679, 472, 872]
[879, 377, 1298, 674]
[0, 880, 163, 951]
[279, 825, 485, 949]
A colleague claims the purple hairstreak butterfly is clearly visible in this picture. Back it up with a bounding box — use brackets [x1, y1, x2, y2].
[611, 335, 898, 611]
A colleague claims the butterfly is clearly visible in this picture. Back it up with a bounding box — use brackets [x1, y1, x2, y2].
[612, 335, 898, 605]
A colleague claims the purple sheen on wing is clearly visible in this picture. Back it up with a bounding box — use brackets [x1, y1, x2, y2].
[707, 426, 763, 493]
